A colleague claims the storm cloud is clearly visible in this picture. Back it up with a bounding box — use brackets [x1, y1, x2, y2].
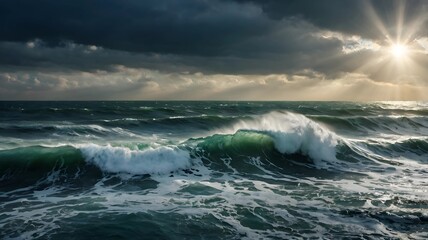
[0, 0, 427, 100]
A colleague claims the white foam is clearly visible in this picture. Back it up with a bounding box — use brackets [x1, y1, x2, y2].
[223, 112, 338, 165]
[79, 144, 192, 175]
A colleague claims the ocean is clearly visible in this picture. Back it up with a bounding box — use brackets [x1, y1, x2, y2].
[0, 101, 427, 239]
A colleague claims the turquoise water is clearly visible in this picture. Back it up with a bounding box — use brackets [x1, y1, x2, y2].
[0, 101, 427, 239]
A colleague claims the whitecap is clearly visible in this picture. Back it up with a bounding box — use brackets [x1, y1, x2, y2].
[79, 144, 192, 175]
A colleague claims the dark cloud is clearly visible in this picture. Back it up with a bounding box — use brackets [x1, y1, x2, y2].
[234, 0, 428, 40]
[0, 18, 345, 75]
[0, 0, 273, 56]
[2, 0, 426, 57]
[1, 0, 426, 74]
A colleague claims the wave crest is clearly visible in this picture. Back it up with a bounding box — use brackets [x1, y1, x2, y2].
[222, 112, 338, 165]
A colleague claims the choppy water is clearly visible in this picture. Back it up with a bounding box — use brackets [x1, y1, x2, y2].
[0, 101, 427, 239]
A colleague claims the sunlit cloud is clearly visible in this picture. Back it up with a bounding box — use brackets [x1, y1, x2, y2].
[415, 37, 428, 54]
[318, 31, 381, 54]
[1, 65, 427, 101]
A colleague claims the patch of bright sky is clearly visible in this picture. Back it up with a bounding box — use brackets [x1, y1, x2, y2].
[317, 31, 381, 54]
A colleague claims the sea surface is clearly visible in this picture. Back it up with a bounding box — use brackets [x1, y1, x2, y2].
[0, 101, 427, 239]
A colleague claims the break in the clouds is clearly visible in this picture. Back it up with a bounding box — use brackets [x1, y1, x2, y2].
[1, 0, 427, 100]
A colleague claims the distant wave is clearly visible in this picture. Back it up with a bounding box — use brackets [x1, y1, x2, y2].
[310, 115, 428, 135]
[0, 123, 140, 139]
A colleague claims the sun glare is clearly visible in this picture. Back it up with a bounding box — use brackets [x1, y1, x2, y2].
[390, 44, 408, 58]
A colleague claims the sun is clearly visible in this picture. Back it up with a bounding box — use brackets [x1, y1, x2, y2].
[390, 44, 408, 58]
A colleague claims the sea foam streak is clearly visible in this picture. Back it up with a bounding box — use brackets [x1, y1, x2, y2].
[222, 112, 338, 165]
[80, 144, 192, 175]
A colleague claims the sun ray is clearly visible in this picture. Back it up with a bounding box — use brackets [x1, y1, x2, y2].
[395, 0, 406, 43]
[363, 1, 390, 42]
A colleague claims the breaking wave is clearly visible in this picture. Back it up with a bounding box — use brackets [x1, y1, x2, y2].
[80, 144, 192, 175]
[217, 112, 339, 165]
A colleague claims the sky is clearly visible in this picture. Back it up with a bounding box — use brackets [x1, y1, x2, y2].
[1, 0, 428, 100]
